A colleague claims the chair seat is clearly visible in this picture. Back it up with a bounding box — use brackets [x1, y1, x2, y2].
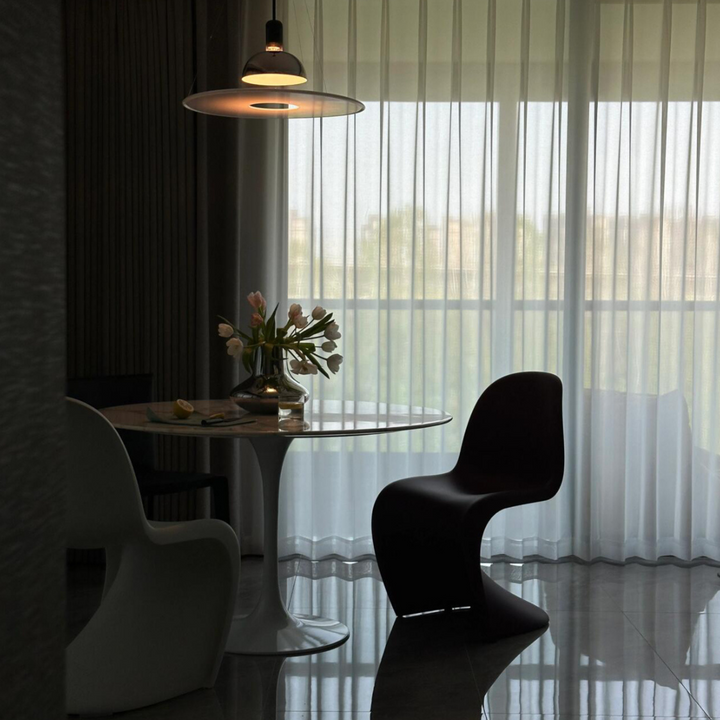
[383, 472, 549, 525]
[135, 468, 227, 495]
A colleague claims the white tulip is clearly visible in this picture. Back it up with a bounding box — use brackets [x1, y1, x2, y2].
[288, 303, 302, 319]
[218, 323, 234, 338]
[226, 337, 243, 358]
[324, 322, 341, 340]
[312, 306, 326, 320]
[301, 361, 319, 375]
[321, 340, 337, 352]
[293, 314, 309, 329]
[291, 359, 317, 375]
[327, 354, 343, 374]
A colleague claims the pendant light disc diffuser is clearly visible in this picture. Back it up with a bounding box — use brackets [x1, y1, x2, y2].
[183, 88, 365, 119]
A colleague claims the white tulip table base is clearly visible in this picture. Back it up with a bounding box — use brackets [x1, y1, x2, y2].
[224, 436, 350, 656]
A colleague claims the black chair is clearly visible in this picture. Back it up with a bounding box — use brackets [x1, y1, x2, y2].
[372, 371, 564, 640]
[66, 375, 230, 524]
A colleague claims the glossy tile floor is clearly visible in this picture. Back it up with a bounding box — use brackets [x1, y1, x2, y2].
[66, 558, 720, 719]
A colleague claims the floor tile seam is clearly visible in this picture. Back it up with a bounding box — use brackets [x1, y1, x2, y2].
[604, 610, 720, 615]
[260, 563, 297, 715]
[480, 709, 711, 718]
[543, 608, 626, 614]
[481, 706, 708, 720]
[463, 639, 496, 710]
[287, 605, 391, 612]
[273, 714, 371, 717]
[600, 598, 720, 614]
[261, 658, 285, 714]
[287, 561, 300, 605]
[621, 610, 712, 720]
[479, 614, 710, 720]
[597, 582, 624, 611]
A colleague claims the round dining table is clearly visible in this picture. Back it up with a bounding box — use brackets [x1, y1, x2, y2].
[102, 398, 452, 657]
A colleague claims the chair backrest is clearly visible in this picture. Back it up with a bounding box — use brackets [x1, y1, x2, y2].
[66, 398, 148, 548]
[66, 374, 155, 469]
[457, 372, 564, 493]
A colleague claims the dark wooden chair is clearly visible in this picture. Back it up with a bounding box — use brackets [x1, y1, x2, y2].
[372, 371, 564, 640]
[66, 375, 230, 524]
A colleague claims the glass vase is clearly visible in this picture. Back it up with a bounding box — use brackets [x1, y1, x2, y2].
[229, 348, 309, 417]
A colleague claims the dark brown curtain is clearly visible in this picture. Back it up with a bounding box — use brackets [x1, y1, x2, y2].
[64, 0, 280, 551]
[65, 0, 237, 521]
[66, 0, 197, 464]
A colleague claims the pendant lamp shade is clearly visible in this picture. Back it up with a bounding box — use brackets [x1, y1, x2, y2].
[241, 52, 307, 87]
[241, 16, 307, 87]
[183, 6, 364, 119]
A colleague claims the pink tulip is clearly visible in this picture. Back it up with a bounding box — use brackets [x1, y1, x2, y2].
[247, 291, 267, 313]
[250, 312, 264, 328]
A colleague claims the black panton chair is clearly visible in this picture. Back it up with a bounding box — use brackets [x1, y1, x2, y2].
[66, 375, 230, 524]
[372, 371, 564, 640]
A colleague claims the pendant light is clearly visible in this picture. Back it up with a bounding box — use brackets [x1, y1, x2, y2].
[240, 0, 307, 87]
[183, 0, 364, 119]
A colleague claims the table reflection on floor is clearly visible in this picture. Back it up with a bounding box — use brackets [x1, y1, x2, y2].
[66, 557, 720, 719]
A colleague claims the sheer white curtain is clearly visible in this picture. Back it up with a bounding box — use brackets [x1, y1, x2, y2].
[278, 0, 720, 563]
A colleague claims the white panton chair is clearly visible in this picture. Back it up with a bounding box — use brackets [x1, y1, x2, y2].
[65, 398, 239, 715]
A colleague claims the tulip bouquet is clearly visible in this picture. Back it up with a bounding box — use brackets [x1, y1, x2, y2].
[217, 291, 343, 379]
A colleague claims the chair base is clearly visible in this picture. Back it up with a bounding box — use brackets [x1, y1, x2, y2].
[394, 570, 549, 642]
[473, 570, 549, 641]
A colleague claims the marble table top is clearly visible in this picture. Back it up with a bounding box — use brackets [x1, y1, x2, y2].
[101, 399, 452, 439]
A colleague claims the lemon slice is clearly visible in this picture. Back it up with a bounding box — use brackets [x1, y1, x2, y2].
[173, 399, 194, 419]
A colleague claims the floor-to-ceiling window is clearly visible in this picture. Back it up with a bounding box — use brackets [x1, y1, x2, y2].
[282, 0, 720, 563]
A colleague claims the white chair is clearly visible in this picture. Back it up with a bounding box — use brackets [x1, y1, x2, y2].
[65, 398, 240, 716]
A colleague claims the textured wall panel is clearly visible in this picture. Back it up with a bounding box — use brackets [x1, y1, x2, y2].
[0, 0, 66, 717]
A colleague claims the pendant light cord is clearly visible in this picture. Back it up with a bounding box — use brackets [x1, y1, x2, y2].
[186, 0, 327, 98]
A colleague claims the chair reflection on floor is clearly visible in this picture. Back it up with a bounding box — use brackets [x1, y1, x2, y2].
[371, 611, 545, 718]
